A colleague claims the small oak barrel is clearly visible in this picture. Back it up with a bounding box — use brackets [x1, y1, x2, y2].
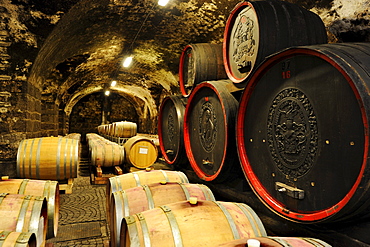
[123, 136, 158, 169]
[120, 200, 267, 247]
[110, 182, 215, 247]
[106, 169, 189, 225]
[223, 0, 327, 84]
[0, 179, 59, 239]
[89, 137, 125, 167]
[0, 193, 48, 247]
[113, 121, 137, 138]
[237, 43, 370, 223]
[158, 95, 188, 167]
[217, 237, 332, 247]
[184, 80, 241, 182]
[16, 137, 79, 180]
[0, 231, 37, 247]
[179, 43, 228, 96]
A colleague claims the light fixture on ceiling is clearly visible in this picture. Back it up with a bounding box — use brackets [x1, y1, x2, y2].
[158, 0, 169, 6]
[111, 80, 117, 87]
[122, 56, 133, 68]
[105, 90, 110, 96]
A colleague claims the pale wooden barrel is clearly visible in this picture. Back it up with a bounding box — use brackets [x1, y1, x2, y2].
[90, 138, 125, 167]
[16, 137, 79, 180]
[110, 182, 215, 247]
[0, 193, 48, 247]
[114, 121, 137, 138]
[0, 230, 37, 247]
[217, 237, 332, 247]
[106, 170, 189, 224]
[0, 179, 59, 239]
[120, 200, 267, 247]
[123, 136, 158, 169]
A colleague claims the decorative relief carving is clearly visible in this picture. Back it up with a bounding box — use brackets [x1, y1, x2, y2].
[199, 101, 217, 152]
[267, 88, 318, 178]
[167, 111, 175, 142]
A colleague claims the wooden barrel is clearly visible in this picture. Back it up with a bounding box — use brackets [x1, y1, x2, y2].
[223, 0, 327, 84]
[110, 182, 215, 247]
[184, 80, 241, 182]
[16, 137, 79, 180]
[89, 137, 125, 167]
[120, 200, 267, 247]
[158, 95, 188, 167]
[0, 231, 37, 247]
[0, 179, 59, 239]
[236, 43, 370, 223]
[106, 170, 189, 226]
[113, 121, 137, 138]
[179, 43, 228, 97]
[123, 135, 158, 169]
[0, 193, 48, 247]
[217, 237, 332, 247]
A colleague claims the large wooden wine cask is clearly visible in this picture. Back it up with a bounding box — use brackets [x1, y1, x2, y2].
[217, 237, 332, 247]
[120, 200, 267, 247]
[223, 0, 327, 84]
[179, 43, 228, 96]
[123, 136, 158, 169]
[0, 179, 59, 239]
[0, 231, 37, 247]
[158, 95, 188, 167]
[16, 137, 79, 180]
[237, 43, 370, 223]
[184, 80, 241, 182]
[0, 194, 48, 247]
[110, 182, 215, 247]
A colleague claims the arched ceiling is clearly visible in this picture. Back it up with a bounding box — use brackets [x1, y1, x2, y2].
[8, 0, 369, 119]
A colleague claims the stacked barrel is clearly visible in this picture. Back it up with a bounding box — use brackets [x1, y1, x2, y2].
[0, 178, 60, 247]
[159, 0, 370, 229]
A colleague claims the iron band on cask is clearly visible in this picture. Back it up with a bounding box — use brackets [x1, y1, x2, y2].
[184, 80, 240, 182]
[236, 43, 370, 223]
[158, 95, 188, 167]
[179, 43, 228, 96]
[217, 237, 332, 247]
[223, 0, 327, 84]
[0, 231, 37, 247]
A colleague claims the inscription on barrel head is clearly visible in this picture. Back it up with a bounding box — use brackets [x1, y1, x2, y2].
[199, 101, 217, 152]
[267, 88, 318, 178]
[167, 112, 175, 142]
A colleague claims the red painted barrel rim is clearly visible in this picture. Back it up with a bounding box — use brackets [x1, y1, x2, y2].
[179, 44, 193, 97]
[223, 1, 255, 83]
[158, 96, 177, 165]
[236, 47, 369, 222]
[184, 82, 228, 181]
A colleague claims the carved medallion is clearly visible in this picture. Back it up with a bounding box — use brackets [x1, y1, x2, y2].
[267, 88, 318, 178]
[199, 101, 217, 152]
[167, 112, 175, 142]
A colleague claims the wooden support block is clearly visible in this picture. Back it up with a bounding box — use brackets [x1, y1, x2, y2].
[114, 166, 123, 175]
[59, 178, 73, 194]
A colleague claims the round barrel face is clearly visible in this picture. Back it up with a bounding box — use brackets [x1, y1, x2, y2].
[237, 52, 366, 222]
[185, 84, 228, 181]
[224, 2, 259, 83]
[179, 46, 195, 96]
[158, 97, 184, 164]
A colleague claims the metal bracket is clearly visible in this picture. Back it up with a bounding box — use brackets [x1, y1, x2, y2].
[275, 182, 304, 200]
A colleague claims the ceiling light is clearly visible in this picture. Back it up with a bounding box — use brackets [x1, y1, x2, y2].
[111, 80, 117, 87]
[158, 0, 169, 6]
[105, 90, 110, 96]
[123, 56, 133, 68]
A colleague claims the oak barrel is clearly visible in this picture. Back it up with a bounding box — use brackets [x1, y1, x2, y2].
[237, 43, 370, 223]
[223, 0, 327, 84]
[184, 80, 241, 182]
[120, 200, 267, 247]
[113, 121, 137, 138]
[0, 231, 37, 247]
[217, 237, 332, 247]
[0, 193, 47, 247]
[110, 182, 215, 247]
[179, 43, 228, 96]
[0, 179, 59, 239]
[88, 136, 125, 167]
[123, 135, 158, 169]
[158, 95, 188, 167]
[16, 137, 79, 180]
